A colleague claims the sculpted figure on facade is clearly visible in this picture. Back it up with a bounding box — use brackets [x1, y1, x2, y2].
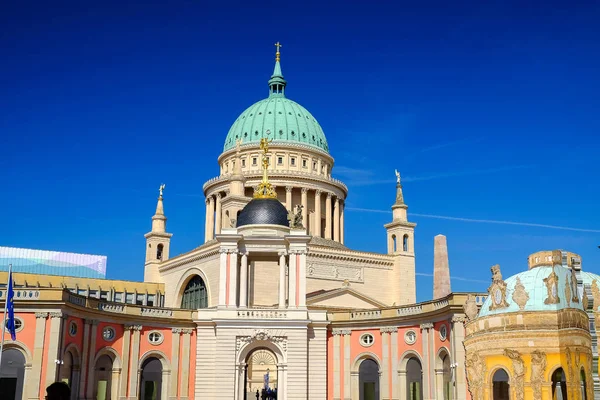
[512, 276, 530, 310]
[543, 268, 560, 305]
[530, 350, 547, 399]
[463, 294, 478, 321]
[565, 275, 572, 306]
[288, 204, 304, 229]
[465, 351, 486, 399]
[592, 280, 600, 312]
[571, 268, 580, 303]
[504, 349, 525, 400]
[488, 264, 509, 310]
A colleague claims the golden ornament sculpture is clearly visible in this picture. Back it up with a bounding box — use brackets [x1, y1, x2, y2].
[253, 138, 277, 199]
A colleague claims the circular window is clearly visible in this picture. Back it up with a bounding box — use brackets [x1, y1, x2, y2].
[405, 330, 417, 345]
[102, 327, 116, 342]
[69, 321, 78, 337]
[439, 325, 448, 341]
[360, 333, 375, 347]
[4, 317, 24, 333]
[148, 331, 164, 345]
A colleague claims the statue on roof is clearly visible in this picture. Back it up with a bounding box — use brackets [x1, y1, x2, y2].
[395, 169, 401, 184]
[288, 204, 304, 229]
[159, 183, 165, 197]
[236, 138, 243, 153]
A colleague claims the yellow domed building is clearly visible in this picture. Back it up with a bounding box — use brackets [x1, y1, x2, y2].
[464, 250, 594, 400]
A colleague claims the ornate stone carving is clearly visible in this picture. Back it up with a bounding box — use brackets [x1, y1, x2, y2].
[512, 276, 530, 310]
[463, 294, 478, 321]
[488, 265, 509, 310]
[35, 312, 48, 319]
[306, 262, 363, 283]
[332, 328, 351, 336]
[504, 349, 525, 400]
[571, 269, 580, 303]
[582, 289, 589, 310]
[236, 329, 287, 353]
[530, 350, 546, 399]
[451, 315, 467, 324]
[591, 280, 600, 311]
[380, 326, 398, 334]
[566, 347, 575, 384]
[420, 322, 434, 330]
[125, 324, 142, 331]
[285, 186, 293, 193]
[465, 352, 486, 400]
[543, 268, 560, 305]
[49, 312, 64, 319]
[566, 275, 572, 306]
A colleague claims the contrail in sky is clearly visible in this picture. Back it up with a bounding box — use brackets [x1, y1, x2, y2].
[346, 207, 600, 233]
[416, 272, 489, 284]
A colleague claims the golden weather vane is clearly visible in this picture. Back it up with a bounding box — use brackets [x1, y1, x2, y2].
[275, 41, 282, 62]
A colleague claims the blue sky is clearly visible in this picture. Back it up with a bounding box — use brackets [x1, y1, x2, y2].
[1, 1, 599, 302]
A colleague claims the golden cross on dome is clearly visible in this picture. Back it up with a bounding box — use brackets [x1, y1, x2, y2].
[274, 41, 282, 61]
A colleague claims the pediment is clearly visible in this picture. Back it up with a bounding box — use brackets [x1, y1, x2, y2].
[307, 287, 386, 310]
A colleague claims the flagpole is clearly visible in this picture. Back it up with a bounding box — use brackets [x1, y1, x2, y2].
[0, 263, 12, 371]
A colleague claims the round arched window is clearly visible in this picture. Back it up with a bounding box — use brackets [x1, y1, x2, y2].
[360, 333, 375, 347]
[102, 327, 116, 342]
[148, 331, 164, 345]
[181, 275, 208, 310]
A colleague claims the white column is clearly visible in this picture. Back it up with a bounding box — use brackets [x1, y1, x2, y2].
[340, 200, 345, 244]
[288, 250, 297, 308]
[228, 250, 238, 307]
[207, 195, 215, 240]
[180, 329, 193, 400]
[285, 186, 293, 211]
[128, 325, 142, 399]
[170, 329, 181, 400]
[333, 331, 342, 400]
[420, 323, 433, 400]
[278, 251, 287, 308]
[45, 312, 64, 387]
[314, 190, 322, 237]
[298, 250, 307, 307]
[301, 187, 308, 228]
[204, 198, 211, 242]
[218, 249, 228, 306]
[451, 316, 468, 400]
[111, 368, 121, 400]
[343, 332, 351, 400]
[30, 312, 48, 400]
[333, 197, 340, 242]
[381, 328, 390, 400]
[277, 364, 286, 400]
[215, 193, 222, 235]
[86, 320, 99, 400]
[325, 193, 332, 240]
[120, 327, 132, 400]
[391, 328, 399, 400]
[240, 252, 248, 308]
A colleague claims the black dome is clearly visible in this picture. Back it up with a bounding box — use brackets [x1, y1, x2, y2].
[237, 198, 289, 228]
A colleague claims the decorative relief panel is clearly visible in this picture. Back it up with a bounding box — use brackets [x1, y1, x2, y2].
[487, 265, 509, 311]
[465, 352, 486, 400]
[307, 262, 363, 283]
[571, 269, 580, 304]
[543, 268, 560, 305]
[512, 276, 530, 310]
[530, 350, 546, 399]
[463, 294, 478, 321]
[504, 349, 525, 400]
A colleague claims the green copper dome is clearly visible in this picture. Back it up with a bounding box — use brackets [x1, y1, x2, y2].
[223, 55, 329, 153]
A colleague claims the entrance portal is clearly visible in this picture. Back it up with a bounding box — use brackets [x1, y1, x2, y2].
[245, 349, 278, 399]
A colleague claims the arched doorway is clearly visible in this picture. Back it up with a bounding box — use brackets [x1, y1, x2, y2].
[552, 368, 568, 400]
[94, 355, 114, 400]
[140, 357, 163, 400]
[181, 275, 208, 309]
[436, 350, 454, 400]
[492, 369, 510, 400]
[0, 348, 25, 400]
[406, 357, 423, 400]
[580, 368, 588, 400]
[245, 349, 278, 399]
[59, 346, 80, 400]
[359, 358, 379, 400]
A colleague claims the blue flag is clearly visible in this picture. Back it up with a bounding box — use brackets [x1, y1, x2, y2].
[5, 270, 16, 341]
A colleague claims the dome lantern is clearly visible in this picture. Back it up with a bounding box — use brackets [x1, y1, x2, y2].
[268, 41, 287, 97]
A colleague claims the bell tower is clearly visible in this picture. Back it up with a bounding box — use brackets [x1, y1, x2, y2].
[384, 170, 417, 304]
[144, 184, 172, 282]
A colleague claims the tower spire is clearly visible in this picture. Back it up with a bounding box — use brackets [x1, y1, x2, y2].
[269, 41, 286, 97]
[144, 184, 173, 282]
[253, 138, 277, 199]
[152, 184, 167, 232]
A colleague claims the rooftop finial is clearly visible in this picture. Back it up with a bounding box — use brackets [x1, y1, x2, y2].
[275, 41, 282, 62]
[253, 138, 277, 199]
[159, 183, 165, 198]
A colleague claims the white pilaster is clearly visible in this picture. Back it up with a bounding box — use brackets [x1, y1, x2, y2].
[288, 250, 297, 308]
[381, 328, 390, 400]
[298, 251, 307, 308]
[340, 200, 345, 244]
[278, 251, 287, 308]
[333, 331, 341, 400]
[208, 195, 215, 240]
[314, 190, 322, 237]
[391, 328, 399, 400]
[228, 250, 238, 307]
[239, 252, 248, 308]
[333, 197, 340, 242]
[343, 332, 351, 400]
[218, 249, 228, 306]
[420, 322, 433, 400]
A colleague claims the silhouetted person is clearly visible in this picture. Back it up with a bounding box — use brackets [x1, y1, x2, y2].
[46, 382, 70, 400]
[256, 389, 260, 400]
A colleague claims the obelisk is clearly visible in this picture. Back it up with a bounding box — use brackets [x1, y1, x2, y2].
[433, 234, 451, 299]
